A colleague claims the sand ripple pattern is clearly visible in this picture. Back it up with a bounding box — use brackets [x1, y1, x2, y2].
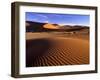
[26, 37, 89, 67]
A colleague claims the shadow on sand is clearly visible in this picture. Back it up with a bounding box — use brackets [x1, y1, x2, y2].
[26, 38, 52, 67]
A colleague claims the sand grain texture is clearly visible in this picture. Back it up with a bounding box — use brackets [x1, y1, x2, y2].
[26, 34, 89, 67]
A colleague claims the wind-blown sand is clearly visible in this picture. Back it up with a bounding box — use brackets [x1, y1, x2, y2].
[26, 33, 89, 67]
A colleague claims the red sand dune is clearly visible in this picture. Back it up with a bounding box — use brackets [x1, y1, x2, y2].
[26, 36, 89, 67]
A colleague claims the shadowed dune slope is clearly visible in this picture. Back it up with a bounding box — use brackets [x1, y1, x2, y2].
[26, 37, 89, 67]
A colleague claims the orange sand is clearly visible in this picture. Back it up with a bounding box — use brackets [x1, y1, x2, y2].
[26, 33, 89, 67]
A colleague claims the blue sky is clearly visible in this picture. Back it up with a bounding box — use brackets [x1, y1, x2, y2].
[26, 12, 90, 26]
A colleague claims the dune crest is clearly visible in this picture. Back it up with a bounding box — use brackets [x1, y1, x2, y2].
[43, 23, 59, 29]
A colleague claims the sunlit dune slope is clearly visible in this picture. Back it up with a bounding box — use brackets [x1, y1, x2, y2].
[26, 37, 89, 67]
[43, 23, 59, 29]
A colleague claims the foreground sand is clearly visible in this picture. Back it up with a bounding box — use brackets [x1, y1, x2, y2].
[26, 32, 89, 67]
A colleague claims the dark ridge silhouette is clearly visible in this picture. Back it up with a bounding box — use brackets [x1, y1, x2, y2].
[26, 21, 89, 32]
[26, 21, 45, 32]
[26, 21, 60, 32]
[61, 25, 89, 31]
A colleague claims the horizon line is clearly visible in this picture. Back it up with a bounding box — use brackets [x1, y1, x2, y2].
[26, 20, 90, 27]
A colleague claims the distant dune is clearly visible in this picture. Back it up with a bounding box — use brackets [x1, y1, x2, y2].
[26, 21, 89, 33]
[43, 23, 59, 29]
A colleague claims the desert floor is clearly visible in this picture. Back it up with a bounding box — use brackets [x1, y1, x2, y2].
[26, 32, 89, 67]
